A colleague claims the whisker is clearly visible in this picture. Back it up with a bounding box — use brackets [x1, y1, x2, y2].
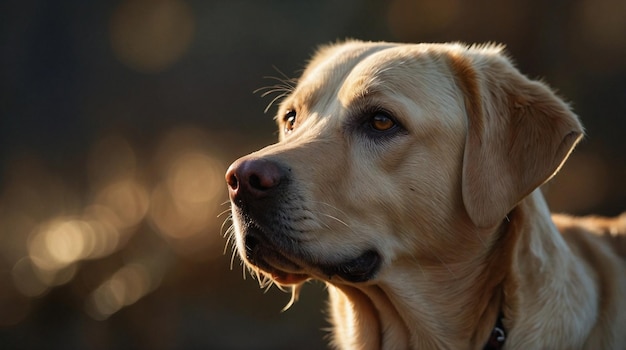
[253, 69, 297, 114]
[264, 92, 290, 113]
[259, 272, 273, 290]
[254, 86, 291, 97]
[266, 281, 275, 291]
[257, 76, 292, 87]
[223, 230, 235, 255]
[282, 284, 302, 312]
[405, 239, 455, 279]
[306, 201, 353, 232]
[310, 200, 351, 219]
[319, 213, 350, 228]
[258, 78, 295, 95]
[229, 244, 238, 270]
[220, 216, 233, 236]
[270, 65, 296, 85]
[217, 208, 232, 218]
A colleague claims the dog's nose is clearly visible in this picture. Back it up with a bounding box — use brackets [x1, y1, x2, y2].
[226, 158, 284, 202]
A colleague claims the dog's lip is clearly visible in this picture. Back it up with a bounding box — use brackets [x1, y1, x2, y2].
[319, 250, 381, 283]
[242, 220, 381, 285]
[244, 229, 311, 285]
[270, 271, 309, 285]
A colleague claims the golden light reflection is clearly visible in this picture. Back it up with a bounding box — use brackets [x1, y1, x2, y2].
[35, 262, 78, 288]
[86, 263, 154, 320]
[29, 219, 85, 271]
[149, 152, 223, 240]
[94, 179, 150, 230]
[81, 206, 121, 259]
[109, 0, 195, 73]
[44, 220, 88, 265]
[26, 215, 123, 292]
[12, 257, 49, 297]
[4, 127, 232, 320]
[169, 153, 223, 206]
[149, 128, 226, 245]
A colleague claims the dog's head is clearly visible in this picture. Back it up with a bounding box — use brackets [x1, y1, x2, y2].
[225, 40, 582, 289]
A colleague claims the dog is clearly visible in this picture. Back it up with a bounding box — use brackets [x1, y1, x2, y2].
[225, 40, 626, 349]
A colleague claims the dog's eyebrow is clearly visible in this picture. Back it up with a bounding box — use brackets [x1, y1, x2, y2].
[286, 75, 340, 113]
[295, 85, 323, 110]
[339, 61, 411, 105]
[350, 89, 385, 109]
[339, 76, 391, 112]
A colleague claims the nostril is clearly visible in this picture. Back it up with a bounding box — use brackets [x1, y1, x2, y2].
[226, 158, 284, 200]
[248, 174, 264, 190]
[242, 160, 282, 192]
[227, 172, 239, 190]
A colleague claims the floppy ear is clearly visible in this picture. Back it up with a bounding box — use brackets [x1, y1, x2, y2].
[450, 46, 584, 228]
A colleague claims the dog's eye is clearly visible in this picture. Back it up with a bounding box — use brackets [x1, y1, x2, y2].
[370, 113, 396, 132]
[284, 110, 297, 134]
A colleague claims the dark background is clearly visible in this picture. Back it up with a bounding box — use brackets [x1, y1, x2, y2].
[1, 0, 624, 349]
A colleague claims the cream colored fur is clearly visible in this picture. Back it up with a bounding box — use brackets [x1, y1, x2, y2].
[226, 40, 626, 349]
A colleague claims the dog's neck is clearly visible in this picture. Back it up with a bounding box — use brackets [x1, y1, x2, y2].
[327, 189, 598, 349]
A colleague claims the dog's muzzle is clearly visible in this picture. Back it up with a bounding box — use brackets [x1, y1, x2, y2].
[226, 156, 309, 284]
[226, 157, 381, 284]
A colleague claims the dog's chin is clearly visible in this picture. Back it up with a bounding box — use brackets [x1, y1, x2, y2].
[242, 228, 381, 285]
[243, 231, 309, 285]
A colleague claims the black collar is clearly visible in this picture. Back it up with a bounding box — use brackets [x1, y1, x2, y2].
[483, 313, 506, 350]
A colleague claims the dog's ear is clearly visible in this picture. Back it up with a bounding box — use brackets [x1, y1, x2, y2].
[450, 46, 584, 229]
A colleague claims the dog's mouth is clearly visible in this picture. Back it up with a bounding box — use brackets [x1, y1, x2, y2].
[318, 249, 381, 283]
[243, 226, 381, 285]
[244, 233, 310, 285]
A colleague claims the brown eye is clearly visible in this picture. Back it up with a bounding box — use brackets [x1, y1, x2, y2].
[284, 110, 296, 134]
[370, 113, 396, 131]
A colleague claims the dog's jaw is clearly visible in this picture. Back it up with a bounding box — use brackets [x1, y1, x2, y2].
[233, 206, 382, 286]
[242, 229, 382, 285]
[243, 230, 310, 285]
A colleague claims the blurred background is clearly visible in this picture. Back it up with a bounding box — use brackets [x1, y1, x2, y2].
[0, 0, 624, 348]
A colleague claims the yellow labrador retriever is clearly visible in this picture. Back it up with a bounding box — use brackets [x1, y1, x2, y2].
[225, 40, 626, 349]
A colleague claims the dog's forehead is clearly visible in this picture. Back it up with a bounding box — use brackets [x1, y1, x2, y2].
[292, 42, 469, 109]
[291, 42, 397, 108]
[299, 41, 396, 88]
[336, 44, 471, 102]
